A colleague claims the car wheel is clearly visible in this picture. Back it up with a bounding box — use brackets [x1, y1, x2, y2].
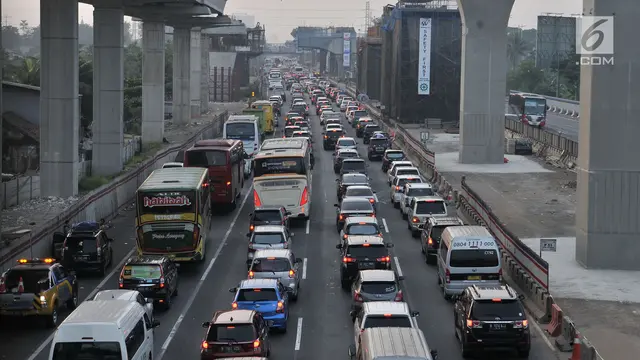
[45, 305, 58, 328]
[66, 286, 78, 309]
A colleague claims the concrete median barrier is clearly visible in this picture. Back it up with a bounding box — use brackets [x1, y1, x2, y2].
[0, 112, 227, 270]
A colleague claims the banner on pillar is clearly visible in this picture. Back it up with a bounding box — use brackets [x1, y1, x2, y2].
[343, 33, 351, 67]
[418, 18, 432, 95]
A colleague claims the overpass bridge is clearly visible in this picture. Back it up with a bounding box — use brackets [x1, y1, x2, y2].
[290, 26, 357, 77]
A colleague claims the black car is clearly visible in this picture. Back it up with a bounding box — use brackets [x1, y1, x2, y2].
[119, 255, 179, 309]
[334, 197, 375, 232]
[362, 124, 382, 143]
[290, 104, 308, 119]
[249, 206, 291, 232]
[334, 149, 360, 173]
[454, 285, 530, 358]
[367, 137, 389, 161]
[421, 217, 464, 264]
[60, 221, 113, 275]
[336, 236, 393, 289]
[340, 158, 368, 176]
[323, 128, 345, 150]
[381, 150, 406, 172]
[336, 173, 370, 200]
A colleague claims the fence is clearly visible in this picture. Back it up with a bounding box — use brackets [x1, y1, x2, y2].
[2, 176, 39, 209]
[0, 112, 227, 269]
[505, 118, 578, 158]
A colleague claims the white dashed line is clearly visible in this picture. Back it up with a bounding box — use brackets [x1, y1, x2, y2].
[382, 218, 389, 233]
[305, 219, 310, 234]
[158, 187, 253, 359]
[302, 258, 308, 279]
[295, 317, 304, 351]
[394, 256, 403, 278]
[26, 247, 137, 360]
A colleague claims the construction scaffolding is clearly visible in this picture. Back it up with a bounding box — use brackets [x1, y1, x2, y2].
[535, 15, 577, 70]
[378, 1, 461, 123]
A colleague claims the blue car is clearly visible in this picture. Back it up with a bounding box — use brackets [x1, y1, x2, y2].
[229, 279, 290, 332]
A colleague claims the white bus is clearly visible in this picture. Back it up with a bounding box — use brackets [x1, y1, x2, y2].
[253, 138, 312, 220]
[223, 115, 261, 178]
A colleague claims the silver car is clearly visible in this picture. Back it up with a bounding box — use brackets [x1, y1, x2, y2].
[343, 185, 377, 210]
[249, 249, 302, 301]
[92, 289, 154, 322]
[246, 225, 293, 267]
[350, 270, 404, 314]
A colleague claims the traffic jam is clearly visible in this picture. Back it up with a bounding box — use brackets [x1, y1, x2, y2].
[0, 62, 552, 360]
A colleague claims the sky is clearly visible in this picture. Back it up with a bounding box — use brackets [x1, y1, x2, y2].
[3, 0, 582, 42]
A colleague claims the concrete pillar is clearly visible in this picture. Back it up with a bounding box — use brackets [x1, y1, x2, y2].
[172, 27, 191, 124]
[576, 0, 640, 270]
[319, 50, 327, 74]
[457, 0, 514, 164]
[1, 4, 3, 243]
[141, 21, 166, 144]
[200, 33, 210, 114]
[92, 6, 124, 176]
[189, 28, 201, 118]
[40, 0, 79, 197]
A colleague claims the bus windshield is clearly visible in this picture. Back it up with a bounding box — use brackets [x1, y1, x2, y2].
[523, 98, 546, 115]
[226, 123, 256, 141]
[254, 157, 306, 177]
[185, 150, 228, 167]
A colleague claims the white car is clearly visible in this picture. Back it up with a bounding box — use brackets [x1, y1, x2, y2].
[387, 161, 414, 185]
[390, 175, 424, 206]
[346, 106, 359, 121]
[340, 98, 353, 111]
[92, 289, 154, 322]
[390, 166, 421, 185]
[399, 183, 436, 217]
[335, 137, 357, 152]
[325, 124, 343, 132]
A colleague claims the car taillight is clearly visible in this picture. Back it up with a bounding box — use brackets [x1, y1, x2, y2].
[466, 319, 482, 328]
[412, 217, 420, 223]
[253, 339, 261, 350]
[514, 320, 529, 328]
[445, 268, 451, 283]
[159, 276, 165, 288]
[201, 341, 209, 349]
[248, 271, 254, 279]
[300, 187, 309, 206]
[428, 237, 433, 245]
[232, 301, 238, 309]
[324, 135, 328, 139]
[276, 301, 285, 313]
[193, 228, 200, 245]
[249, 225, 254, 231]
[343, 257, 355, 263]
[253, 190, 262, 207]
[394, 290, 403, 301]
[353, 291, 363, 302]
[395, 186, 400, 190]
[339, 214, 344, 220]
[289, 270, 295, 278]
[377, 256, 390, 262]
[118, 268, 125, 288]
[369, 198, 375, 203]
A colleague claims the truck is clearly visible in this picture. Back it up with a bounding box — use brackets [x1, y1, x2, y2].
[242, 108, 266, 135]
[250, 100, 275, 134]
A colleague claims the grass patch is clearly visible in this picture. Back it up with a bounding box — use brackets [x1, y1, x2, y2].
[79, 176, 110, 192]
[125, 142, 163, 166]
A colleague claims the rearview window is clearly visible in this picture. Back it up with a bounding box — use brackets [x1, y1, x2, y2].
[251, 258, 291, 272]
[236, 288, 278, 302]
[415, 201, 446, 215]
[123, 265, 162, 279]
[208, 324, 255, 342]
[363, 315, 411, 328]
[449, 249, 499, 267]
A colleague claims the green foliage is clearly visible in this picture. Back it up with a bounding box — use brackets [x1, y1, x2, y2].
[78, 176, 109, 192]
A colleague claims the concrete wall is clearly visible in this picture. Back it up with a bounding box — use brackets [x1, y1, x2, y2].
[2, 89, 40, 125]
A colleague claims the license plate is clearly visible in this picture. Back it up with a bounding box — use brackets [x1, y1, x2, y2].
[467, 276, 481, 280]
[74, 255, 89, 260]
[358, 262, 375, 269]
[222, 346, 242, 353]
[490, 323, 506, 330]
[376, 147, 383, 151]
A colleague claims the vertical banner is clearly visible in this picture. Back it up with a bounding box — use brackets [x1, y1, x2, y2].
[343, 32, 351, 67]
[418, 18, 432, 95]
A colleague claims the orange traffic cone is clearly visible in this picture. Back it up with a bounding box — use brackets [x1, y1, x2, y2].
[17, 276, 24, 293]
[569, 331, 581, 360]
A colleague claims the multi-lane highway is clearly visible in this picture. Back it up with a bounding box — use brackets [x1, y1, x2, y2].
[1, 85, 561, 360]
[545, 112, 579, 141]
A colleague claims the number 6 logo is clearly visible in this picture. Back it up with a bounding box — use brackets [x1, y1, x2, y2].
[581, 18, 608, 51]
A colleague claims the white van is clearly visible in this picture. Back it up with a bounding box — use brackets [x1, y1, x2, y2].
[437, 226, 501, 299]
[49, 300, 159, 360]
[223, 115, 261, 178]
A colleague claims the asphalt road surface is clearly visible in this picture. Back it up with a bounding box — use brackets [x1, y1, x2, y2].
[545, 112, 579, 141]
[2, 87, 561, 360]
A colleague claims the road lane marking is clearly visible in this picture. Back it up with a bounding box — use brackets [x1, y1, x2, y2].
[393, 256, 403, 278]
[158, 187, 253, 359]
[305, 219, 310, 234]
[294, 317, 303, 351]
[26, 246, 137, 360]
[302, 258, 307, 279]
[382, 218, 389, 233]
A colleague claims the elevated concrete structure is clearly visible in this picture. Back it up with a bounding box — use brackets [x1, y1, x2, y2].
[576, 0, 640, 270]
[457, 0, 514, 164]
[141, 21, 165, 144]
[173, 27, 191, 124]
[40, 0, 80, 197]
[190, 28, 202, 117]
[92, 4, 125, 176]
[293, 27, 356, 76]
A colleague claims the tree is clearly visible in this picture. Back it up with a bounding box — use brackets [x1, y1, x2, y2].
[507, 30, 529, 70]
[2, 25, 22, 49]
[7, 56, 40, 85]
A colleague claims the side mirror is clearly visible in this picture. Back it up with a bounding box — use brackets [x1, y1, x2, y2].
[410, 311, 420, 317]
[249, 212, 253, 217]
[146, 298, 153, 304]
[334, 203, 339, 207]
[295, 257, 302, 263]
[152, 320, 161, 328]
[386, 243, 394, 248]
[430, 350, 438, 359]
[290, 232, 295, 237]
[398, 275, 405, 281]
[335, 179, 339, 182]
[518, 294, 525, 301]
[246, 233, 251, 237]
[349, 310, 356, 318]
[336, 244, 342, 249]
[202, 321, 211, 328]
[229, 287, 237, 293]
[286, 211, 292, 216]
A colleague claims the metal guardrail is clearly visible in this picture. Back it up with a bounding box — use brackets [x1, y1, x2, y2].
[0, 112, 228, 267]
[510, 90, 580, 118]
[505, 118, 579, 159]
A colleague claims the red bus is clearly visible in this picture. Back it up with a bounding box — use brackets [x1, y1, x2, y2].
[183, 139, 245, 210]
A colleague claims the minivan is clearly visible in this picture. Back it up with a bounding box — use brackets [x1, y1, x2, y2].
[437, 226, 502, 300]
